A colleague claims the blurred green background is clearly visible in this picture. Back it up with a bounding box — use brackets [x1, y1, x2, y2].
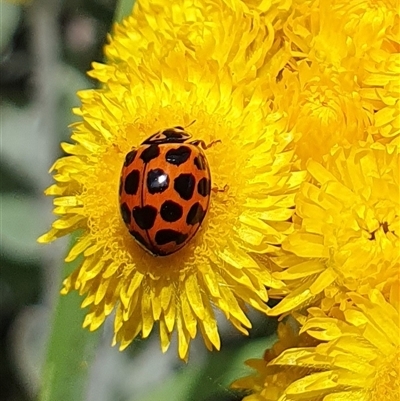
[0, 1, 278, 400]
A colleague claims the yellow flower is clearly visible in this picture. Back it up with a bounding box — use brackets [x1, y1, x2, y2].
[268, 60, 371, 165]
[38, 2, 303, 360]
[285, 0, 398, 69]
[95, 0, 292, 88]
[268, 290, 400, 401]
[266, 0, 400, 165]
[231, 322, 318, 401]
[269, 142, 399, 316]
[362, 50, 400, 144]
[241, 0, 291, 13]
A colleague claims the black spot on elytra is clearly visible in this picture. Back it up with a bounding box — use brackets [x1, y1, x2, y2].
[186, 202, 206, 225]
[132, 205, 158, 230]
[165, 146, 192, 166]
[129, 230, 148, 248]
[124, 149, 138, 167]
[197, 177, 211, 197]
[120, 202, 131, 225]
[124, 170, 140, 195]
[140, 144, 160, 163]
[147, 169, 169, 194]
[160, 200, 183, 222]
[155, 229, 188, 246]
[174, 173, 195, 201]
[194, 154, 206, 170]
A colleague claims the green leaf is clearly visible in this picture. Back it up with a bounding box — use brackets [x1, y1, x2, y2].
[1, 193, 45, 261]
[140, 335, 277, 401]
[0, 2, 21, 54]
[190, 336, 277, 401]
[39, 235, 100, 401]
[114, 0, 136, 23]
[1, 104, 49, 188]
[139, 363, 202, 401]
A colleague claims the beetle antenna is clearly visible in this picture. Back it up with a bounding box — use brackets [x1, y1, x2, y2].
[185, 120, 196, 129]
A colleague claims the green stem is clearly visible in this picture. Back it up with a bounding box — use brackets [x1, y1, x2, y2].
[39, 236, 100, 401]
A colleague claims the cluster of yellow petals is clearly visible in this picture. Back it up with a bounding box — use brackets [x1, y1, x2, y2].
[261, 0, 400, 318]
[261, 0, 400, 165]
[269, 142, 399, 316]
[232, 322, 318, 401]
[235, 290, 400, 401]
[97, 0, 292, 89]
[231, 0, 400, 399]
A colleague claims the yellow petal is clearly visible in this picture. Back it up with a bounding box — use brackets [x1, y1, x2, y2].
[141, 292, 154, 338]
[283, 232, 328, 258]
[273, 260, 325, 280]
[65, 234, 92, 262]
[268, 281, 314, 316]
[176, 312, 190, 361]
[160, 283, 173, 311]
[200, 296, 220, 350]
[159, 319, 171, 353]
[285, 371, 340, 396]
[94, 278, 109, 305]
[102, 261, 120, 279]
[185, 274, 205, 320]
[309, 268, 337, 295]
[200, 267, 221, 298]
[217, 245, 259, 269]
[181, 291, 197, 339]
[164, 295, 176, 333]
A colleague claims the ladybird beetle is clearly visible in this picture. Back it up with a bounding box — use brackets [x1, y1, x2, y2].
[119, 126, 212, 256]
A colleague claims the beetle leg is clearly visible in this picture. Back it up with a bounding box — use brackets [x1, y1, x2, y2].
[212, 184, 229, 193]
